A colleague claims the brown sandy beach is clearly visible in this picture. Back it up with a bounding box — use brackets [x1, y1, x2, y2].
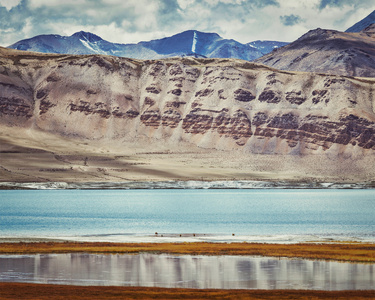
[1, 283, 374, 299]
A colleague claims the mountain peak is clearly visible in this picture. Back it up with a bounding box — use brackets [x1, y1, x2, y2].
[71, 31, 103, 42]
[295, 28, 335, 43]
[255, 25, 375, 78]
[180, 30, 220, 38]
[138, 29, 223, 56]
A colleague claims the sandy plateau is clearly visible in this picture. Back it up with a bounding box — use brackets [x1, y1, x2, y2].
[1, 125, 374, 183]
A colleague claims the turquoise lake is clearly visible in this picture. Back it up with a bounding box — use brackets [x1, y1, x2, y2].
[1, 189, 374, 242]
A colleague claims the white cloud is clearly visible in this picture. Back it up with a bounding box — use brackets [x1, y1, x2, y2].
[276, 0, 320, 10]
[29, 0, 87, 8]
[259, 1, 362, 41]
[340, 7, 375, 30]
[177, 0, 195, 9]
[0, 28, 19, 46]
[0, 0, 374, 47]
[98, 0, 160, 10]
[133, 0, 160, 31]
[101, 0, 144, 4]
[0, 0, 21, 10]
[297, 4, 354, 32]
[48, 22, 162, 44]
[21, 17, 33, 38]
[205, 0, 246, 5]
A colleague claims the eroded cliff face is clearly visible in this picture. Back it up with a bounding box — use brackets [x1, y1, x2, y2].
[1, 47, 375, 156]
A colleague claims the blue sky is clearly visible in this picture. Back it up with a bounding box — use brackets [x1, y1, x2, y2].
[0, 0, 373, 46]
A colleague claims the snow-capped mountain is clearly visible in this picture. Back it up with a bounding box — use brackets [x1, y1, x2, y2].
[346, 10, 375, 32]
[247, 40, 289, 55]
[9, 31, 160, 59]
[8, 30, 286, 61]
[139, 30, 266, 60]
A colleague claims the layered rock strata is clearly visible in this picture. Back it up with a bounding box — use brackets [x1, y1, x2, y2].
[1, 47, 375, 156]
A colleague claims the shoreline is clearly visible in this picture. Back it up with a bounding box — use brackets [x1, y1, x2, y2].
[1, 241, 374, 263]
[1, 180, 375, 190]
[1, 283, 374, 300]
[2, 232, 375, 244]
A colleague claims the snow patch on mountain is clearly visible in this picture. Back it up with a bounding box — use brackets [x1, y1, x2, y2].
[191, 31, 198, 53]
[79, 39, 103, 55]
[247, 40, 288, 55]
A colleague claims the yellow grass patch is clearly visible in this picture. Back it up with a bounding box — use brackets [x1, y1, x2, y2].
[0, 242, 374, 263]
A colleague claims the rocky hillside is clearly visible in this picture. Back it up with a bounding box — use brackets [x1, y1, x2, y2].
[255, 24, 375, 77]
[1, 46, 374, 153]
[0, 48, 375, 182]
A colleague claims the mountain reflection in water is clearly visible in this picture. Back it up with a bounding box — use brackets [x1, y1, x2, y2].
[0, 253, 374, 290]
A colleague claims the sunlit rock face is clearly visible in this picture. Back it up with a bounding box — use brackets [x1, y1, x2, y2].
[1, 47, 375, 155]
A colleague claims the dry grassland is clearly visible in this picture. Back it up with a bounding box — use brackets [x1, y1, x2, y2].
[1, 242, 374, 263]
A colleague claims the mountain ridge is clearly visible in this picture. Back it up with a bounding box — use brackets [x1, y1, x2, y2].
[8, 30, 287, 61]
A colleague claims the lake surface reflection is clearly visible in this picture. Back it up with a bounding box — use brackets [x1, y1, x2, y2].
[0, 253, 374, 290]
